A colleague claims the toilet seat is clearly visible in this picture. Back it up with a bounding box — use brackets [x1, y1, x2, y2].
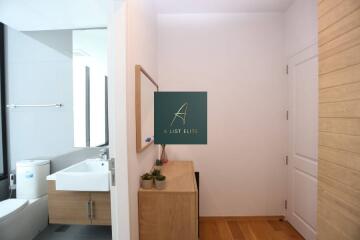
[0, 199, 28, 223]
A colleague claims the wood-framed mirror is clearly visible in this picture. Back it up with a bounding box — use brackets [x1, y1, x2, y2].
[135, 65, 159, 153]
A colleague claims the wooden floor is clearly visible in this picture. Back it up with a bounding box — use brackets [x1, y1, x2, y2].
[199, 217, 304, 240]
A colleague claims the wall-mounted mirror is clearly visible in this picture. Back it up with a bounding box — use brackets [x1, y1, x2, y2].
[2, 25, 108, 176]
[135, 65, 159, 153]
[73, 29, 108, 147]
[0, 12, 112, 237]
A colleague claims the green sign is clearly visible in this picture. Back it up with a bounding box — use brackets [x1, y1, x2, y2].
[155, 92, 207, 144]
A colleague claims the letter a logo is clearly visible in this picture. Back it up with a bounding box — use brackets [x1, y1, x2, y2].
[170, 102, 188, 126]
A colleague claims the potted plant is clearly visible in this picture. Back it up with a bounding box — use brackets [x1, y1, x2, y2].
[155, 175, 166, 190]
[152, 169, 161, 178]
[154, 159, 163, 171]
[141, 173, 153, 189]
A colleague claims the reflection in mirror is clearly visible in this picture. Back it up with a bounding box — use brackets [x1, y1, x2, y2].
[2, 25, 108, 179]
[0, 2, 112, 238]
[73, 29, 108, 147]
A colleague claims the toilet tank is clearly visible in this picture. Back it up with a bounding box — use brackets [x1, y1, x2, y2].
[16, 160, 50, 199]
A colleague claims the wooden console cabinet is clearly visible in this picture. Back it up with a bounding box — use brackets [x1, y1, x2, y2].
[139, 161, 198, 240]
[48, 180, 111, 225]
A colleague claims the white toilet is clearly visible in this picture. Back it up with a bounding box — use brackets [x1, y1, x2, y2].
[0, 160, 50, 240]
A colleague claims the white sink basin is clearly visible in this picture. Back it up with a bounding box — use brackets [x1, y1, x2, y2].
[53, 158, 110, 191]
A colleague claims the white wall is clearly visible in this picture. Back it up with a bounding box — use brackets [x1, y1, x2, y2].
[285, 0, 317, 57]
[125, 0, 158, 239]
[108, 0, 317, 236]
[158, 13, 288, 216]
[5, 27, 74, 170]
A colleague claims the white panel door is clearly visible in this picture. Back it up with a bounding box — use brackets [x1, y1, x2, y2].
[108, 1, 131, 240]
[287, 45, 318, 240]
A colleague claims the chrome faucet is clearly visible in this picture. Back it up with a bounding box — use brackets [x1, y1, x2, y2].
[99, 148, 109, 161]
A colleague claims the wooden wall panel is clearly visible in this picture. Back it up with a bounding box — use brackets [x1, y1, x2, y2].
[319, 175, 360, 212]
[319, 7, 360, 46]
[319, 81, 360, 103]
[319, 64, 360, 89]
[319, 44, 360, 74]
[318, 1, 360, 239]
[318, 0, 360, 32]
[319, 146, 360, 170]
[319, 26, 360, 60]
[318, 195, 360, 239]
[319, 100, 360, 118]
[319, 118, 360, 135]
[318, 0, 342, 18]
[319, 131, 360, 153]
[318, 217, 349, 240]
[319, 160, 360, 189]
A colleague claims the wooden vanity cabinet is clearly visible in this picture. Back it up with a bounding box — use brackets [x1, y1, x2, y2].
[48, 180, 111, 225]
[91, 192, 112, 225]
[138, 161, 198, 240]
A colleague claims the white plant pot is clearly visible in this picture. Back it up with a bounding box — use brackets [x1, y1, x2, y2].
[141, 179, 153, 189]
[155, 179, 166, 190]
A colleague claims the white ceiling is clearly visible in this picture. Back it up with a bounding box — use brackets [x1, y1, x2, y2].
[156, 0, 295, 13]
[0, 0, 109, 31]
[0, 0, 295, 31]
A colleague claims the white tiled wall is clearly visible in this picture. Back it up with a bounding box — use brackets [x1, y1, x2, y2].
[5, 27, 74, 171]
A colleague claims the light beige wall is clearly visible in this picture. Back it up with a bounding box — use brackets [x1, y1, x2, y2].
[158, 13, 288, 216]
[126, 0, 158, 239]
[317, 0, 360, 239]
[285, 0, 318, 57]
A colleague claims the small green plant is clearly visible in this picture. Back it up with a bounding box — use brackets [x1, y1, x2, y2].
[156, 175, 166, 181]
[141, 173, 153, 180]
[154, 174, 166, 189]
[141, 172, 154, 189]
[155, 159, 163, 166]
[152, 169, 161, 177]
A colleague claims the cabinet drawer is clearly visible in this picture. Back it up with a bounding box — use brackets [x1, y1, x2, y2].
[48, 180, 91, 225]
[91, 192, 111, 225]
[48, 180, 111, 226]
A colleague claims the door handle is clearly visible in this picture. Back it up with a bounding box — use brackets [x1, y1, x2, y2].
[90, 200, 95, 220]
[87, 200, 91, 219]
[109, 158, 115, 186]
